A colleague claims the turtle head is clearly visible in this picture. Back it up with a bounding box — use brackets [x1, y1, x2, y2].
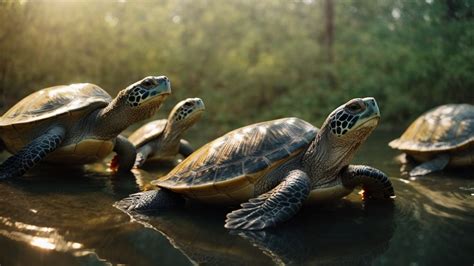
[97, 76, 171, 138]
[168, 98, 205, 130]
[123, 76, 171, 108]
[304, 97, 381, 189]
[325, 97, 380, 138]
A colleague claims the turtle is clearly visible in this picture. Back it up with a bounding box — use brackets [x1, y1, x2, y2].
[0, 76, 172, 179]
[389, 104, 474, 176]
[121, 97, 205, 168]
[115, 97, 395, 230]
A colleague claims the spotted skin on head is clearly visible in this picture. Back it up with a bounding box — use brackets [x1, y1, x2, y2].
[127, 77, 170, 107]
[0, 127, 65, 179]
[328, 110, 360, 136]
[174, 102, 195, 122]
[171, 98, 205, 122]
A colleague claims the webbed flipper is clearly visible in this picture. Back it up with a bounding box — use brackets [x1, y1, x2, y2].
[0, 126, 65, 179]
[341, 165, 395, 199]
[134, 145, 153, 168]
[225, 170, 311, 230]
[179, 139, 194, 157]
[410, 154, 449, 176]
[114, 188, 184, 213]
[112, 135, 136, 172]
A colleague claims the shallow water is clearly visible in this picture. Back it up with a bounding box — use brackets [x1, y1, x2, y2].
[0, 131, 472, 266]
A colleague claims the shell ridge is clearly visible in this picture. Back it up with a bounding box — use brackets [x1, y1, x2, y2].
[158, 118, 317, 189]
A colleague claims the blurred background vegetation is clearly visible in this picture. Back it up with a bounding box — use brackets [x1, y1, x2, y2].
[0, 0, 473, 136]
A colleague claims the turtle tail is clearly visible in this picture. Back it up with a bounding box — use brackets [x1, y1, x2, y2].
[114, 188, 184, 213]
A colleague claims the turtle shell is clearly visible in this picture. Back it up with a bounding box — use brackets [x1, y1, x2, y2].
[389, 104, 474, 152]
[153, 117, 317, 203]
[129, 119, 167, 147]
[0, 83, 112, 127]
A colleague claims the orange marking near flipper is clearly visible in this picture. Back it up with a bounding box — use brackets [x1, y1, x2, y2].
[109, 155, 119, 171]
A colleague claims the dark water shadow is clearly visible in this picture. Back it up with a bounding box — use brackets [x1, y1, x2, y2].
[126, 199, 395, 266]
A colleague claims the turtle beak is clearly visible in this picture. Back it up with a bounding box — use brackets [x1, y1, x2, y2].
[194, 98, 206, 112]
[140, 76, 172, 107]
[360, 97, 380, 123]
[364, 97, 380, 118]
[150, 76, 171, 98]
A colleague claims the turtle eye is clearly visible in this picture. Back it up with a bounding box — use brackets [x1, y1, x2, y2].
[346, 102, 363, 113]
[142, 79, 153, 87]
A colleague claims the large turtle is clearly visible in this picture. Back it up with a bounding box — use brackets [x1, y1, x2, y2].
[115, 97, 395, 230]
[123, 98, 205, 168]
[389, 104, 474, 176]
[0, 76, 171, 179]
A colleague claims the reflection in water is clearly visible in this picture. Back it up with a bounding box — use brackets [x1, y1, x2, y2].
[127, 199, 395, 266]
[0, 132, 473, 265]
[0, 216, 77, 252]
[385, 176, 474, 265]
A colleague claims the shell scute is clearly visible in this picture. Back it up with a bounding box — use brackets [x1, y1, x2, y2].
[155, 117, 317, 191]
[389, 104, 474, 152]
[129, 119, 167, 147]
[0, 84, 111, 127]
[215, 162, 244, 183]
[243, 157, 271, 175]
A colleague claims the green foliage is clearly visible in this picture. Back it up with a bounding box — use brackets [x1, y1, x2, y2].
[0, 0, 472, 135]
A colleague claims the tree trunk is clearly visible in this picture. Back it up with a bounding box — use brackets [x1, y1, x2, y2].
[324, 0, 334, 64]
[323, 0, 336, 87]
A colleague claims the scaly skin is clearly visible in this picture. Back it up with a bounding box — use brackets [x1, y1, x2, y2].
[130, 98, 205, 168]
[0, 76, 171, 179]
[115, 97, 395, 230]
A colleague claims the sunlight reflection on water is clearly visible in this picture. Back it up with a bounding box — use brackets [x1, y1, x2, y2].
[0, 131, 472, 265]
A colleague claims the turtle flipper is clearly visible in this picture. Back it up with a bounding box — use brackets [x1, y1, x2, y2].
[0, 127, 65, 179]
[341, 165, 395, 199]
[133, 145, 153, 168]
[114, 188, 184, 213]
[112, 135, 136, 172]
[225, 170, 311, 230]
[410, 154, 450, 176]
[179, 139, 194, 157]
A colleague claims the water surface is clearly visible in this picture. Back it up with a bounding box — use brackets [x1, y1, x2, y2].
[0, 131, 472, 265]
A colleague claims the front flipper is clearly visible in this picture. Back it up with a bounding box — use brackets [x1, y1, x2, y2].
[410, 154, 449, 176]
[0, 126, 65, 179]
[114, 188, 184, 213]
[225, 170, 311, 230]
[341, 165, 395, 200]
[111, 135, 136, 172]
[179, 139, 194, 157]
[133, 145, 153, 168]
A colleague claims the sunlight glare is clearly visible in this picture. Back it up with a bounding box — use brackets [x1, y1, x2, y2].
[172, 15, 181, 24]
[30, 237, 56, 250]
[105, 13, 118, 27]
[391, 8, 401, 19]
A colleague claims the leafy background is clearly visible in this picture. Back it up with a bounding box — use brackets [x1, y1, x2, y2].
[1, 0, 473, 136]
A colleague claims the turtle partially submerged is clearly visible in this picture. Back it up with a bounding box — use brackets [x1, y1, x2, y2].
[389, 104, 474, 176]
[0, 76, 171, 179]
[115, 97, 395, 230]
[125, 98, 205, 168]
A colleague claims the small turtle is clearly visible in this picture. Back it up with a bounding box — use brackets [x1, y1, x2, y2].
[389, 104, 474, 176]
[120, 98, 205, 168]
[0, 76, 171, 179]
[115, 97, 395, 230]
